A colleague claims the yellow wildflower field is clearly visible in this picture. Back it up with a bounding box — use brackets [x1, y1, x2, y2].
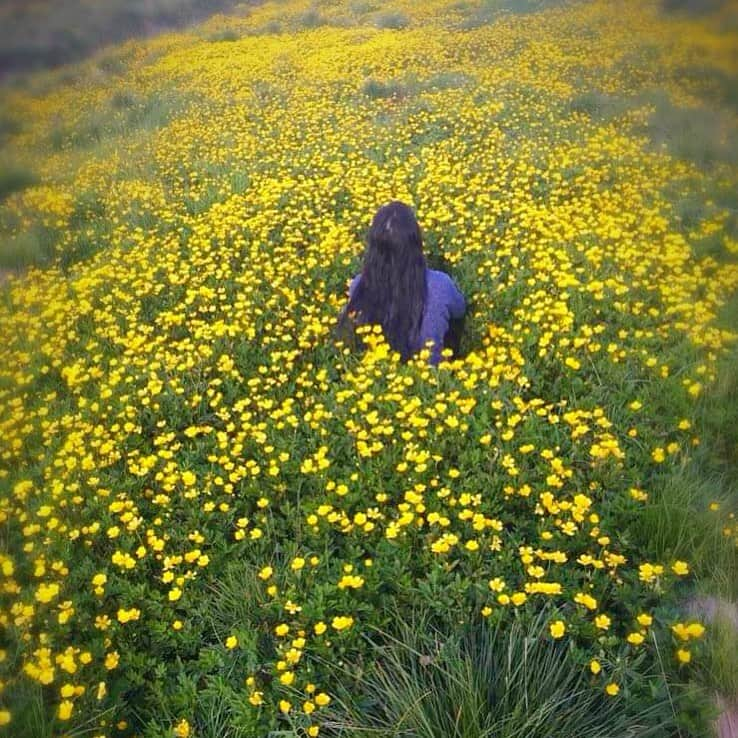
[1, 0, 737, 735]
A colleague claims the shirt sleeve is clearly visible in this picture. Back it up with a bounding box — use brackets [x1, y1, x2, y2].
[445, 274, 466, 319]
[348, 274, 360, 299]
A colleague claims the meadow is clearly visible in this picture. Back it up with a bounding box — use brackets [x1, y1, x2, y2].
[1, 0, 738, 736]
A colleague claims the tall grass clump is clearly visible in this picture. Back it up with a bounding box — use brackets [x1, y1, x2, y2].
[324, 611, 679, 738]
[374, 12, 410, 29]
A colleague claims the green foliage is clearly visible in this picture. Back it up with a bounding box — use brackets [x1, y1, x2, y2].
[374, 12, 410, 29]
[0, 166, 37, 201]
[325, 611, 680, 738]
[700, 611, 738, 700]
[0, 227, 56, 270]
[207, 29, 241, 42]
[297, 9, 327, 30]
[0, 0, 252, 76]
[49, 87, 194, 151]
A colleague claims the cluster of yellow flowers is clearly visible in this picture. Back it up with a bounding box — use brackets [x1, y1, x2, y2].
[0, 0, 736, 734]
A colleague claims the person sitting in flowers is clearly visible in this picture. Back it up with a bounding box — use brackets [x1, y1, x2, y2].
[337, 200, 466, 365]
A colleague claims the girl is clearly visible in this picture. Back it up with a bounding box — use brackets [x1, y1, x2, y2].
[337, 200, 466, 365]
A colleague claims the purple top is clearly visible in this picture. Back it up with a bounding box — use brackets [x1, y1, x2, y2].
[348, 268, 466, 365]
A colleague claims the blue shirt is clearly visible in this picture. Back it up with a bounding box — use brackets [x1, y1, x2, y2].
[348, 268, 466, 365]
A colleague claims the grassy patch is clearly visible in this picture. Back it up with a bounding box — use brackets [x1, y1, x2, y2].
[701, 611, 738, 700]
[0, 166, 38, 202]
[49, 87, 194, 151]
[0, 112, 22, 146]
[661, 0, 728, 14]
[206, 29, 241, 42]
[0, 227, 56, 270]
[641, 92, 738, 167]
[362, 71, 472, 101]
[362, 78, 409, 100]
[374, 11, 410, 29]
[456, 0, 565, 29]
[0, 0, 255, 76]
[326, 610, 681, 737]
[568, 86, 738, 168]
[296, 9, 327, 29]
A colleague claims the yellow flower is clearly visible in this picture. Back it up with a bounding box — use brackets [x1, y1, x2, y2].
[510, 592, 527, 606]
[626, 632, 645, 646]
[225, 635, 238, 649]
[314, 621, 327, 635]
[173, 718, 190, 737]
[594, 614, 611, 630]
[0, 710, 10, 726]
[590, 659, 601, 675]
[249, 692, 264, 706]
[315, 692, 331, 707]
[605, 683, 620, 696]
[279, 700, 291, 713]
[636, 613, 653, 627]
[331, 615, 354, 631]
[671, 561, 689, 576]
[35, 582, 60, 604]
[117, 607, 141, 623]
[168, 587, 182, 602]
[676, 649, 691, 664]
[488, 577, 506, 592]
[686, 623, 705, 639]
[573, 592, 597, 611]
[549, 620, 566, 639]
[104, 651, 120, 670]
[58, 700, 74, 721]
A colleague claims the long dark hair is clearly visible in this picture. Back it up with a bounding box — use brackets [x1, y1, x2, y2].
[346, 201, 428, 361]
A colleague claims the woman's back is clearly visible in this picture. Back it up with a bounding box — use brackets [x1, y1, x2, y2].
[349, 267, 465, 365]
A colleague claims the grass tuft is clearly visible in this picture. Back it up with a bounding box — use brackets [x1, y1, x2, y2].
[374, 12, 410, 29]
[324, 611, 678, 737]
[0, 166, 38, 202]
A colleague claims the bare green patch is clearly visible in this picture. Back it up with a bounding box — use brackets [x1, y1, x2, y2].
[0, 165, 38, 201]
[374, 11, 410, 29]
[0, 228, 55, 270]
[48, 87, 195, 151]
[568, 87, 738, 168]
[456, 0, 566, 29]
[207, 29, 241, 42]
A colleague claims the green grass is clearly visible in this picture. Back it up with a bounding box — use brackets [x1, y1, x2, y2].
[0, 165, 37, 201]
[700, 611, 738, 700]
[0, 0, 256, 78]
[0, 227, 56, 270]
[374, 12, 410, 29]
[49, 87, 195, 152]
[568, 86, 738, 169]
[321, 610, 683, 738]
